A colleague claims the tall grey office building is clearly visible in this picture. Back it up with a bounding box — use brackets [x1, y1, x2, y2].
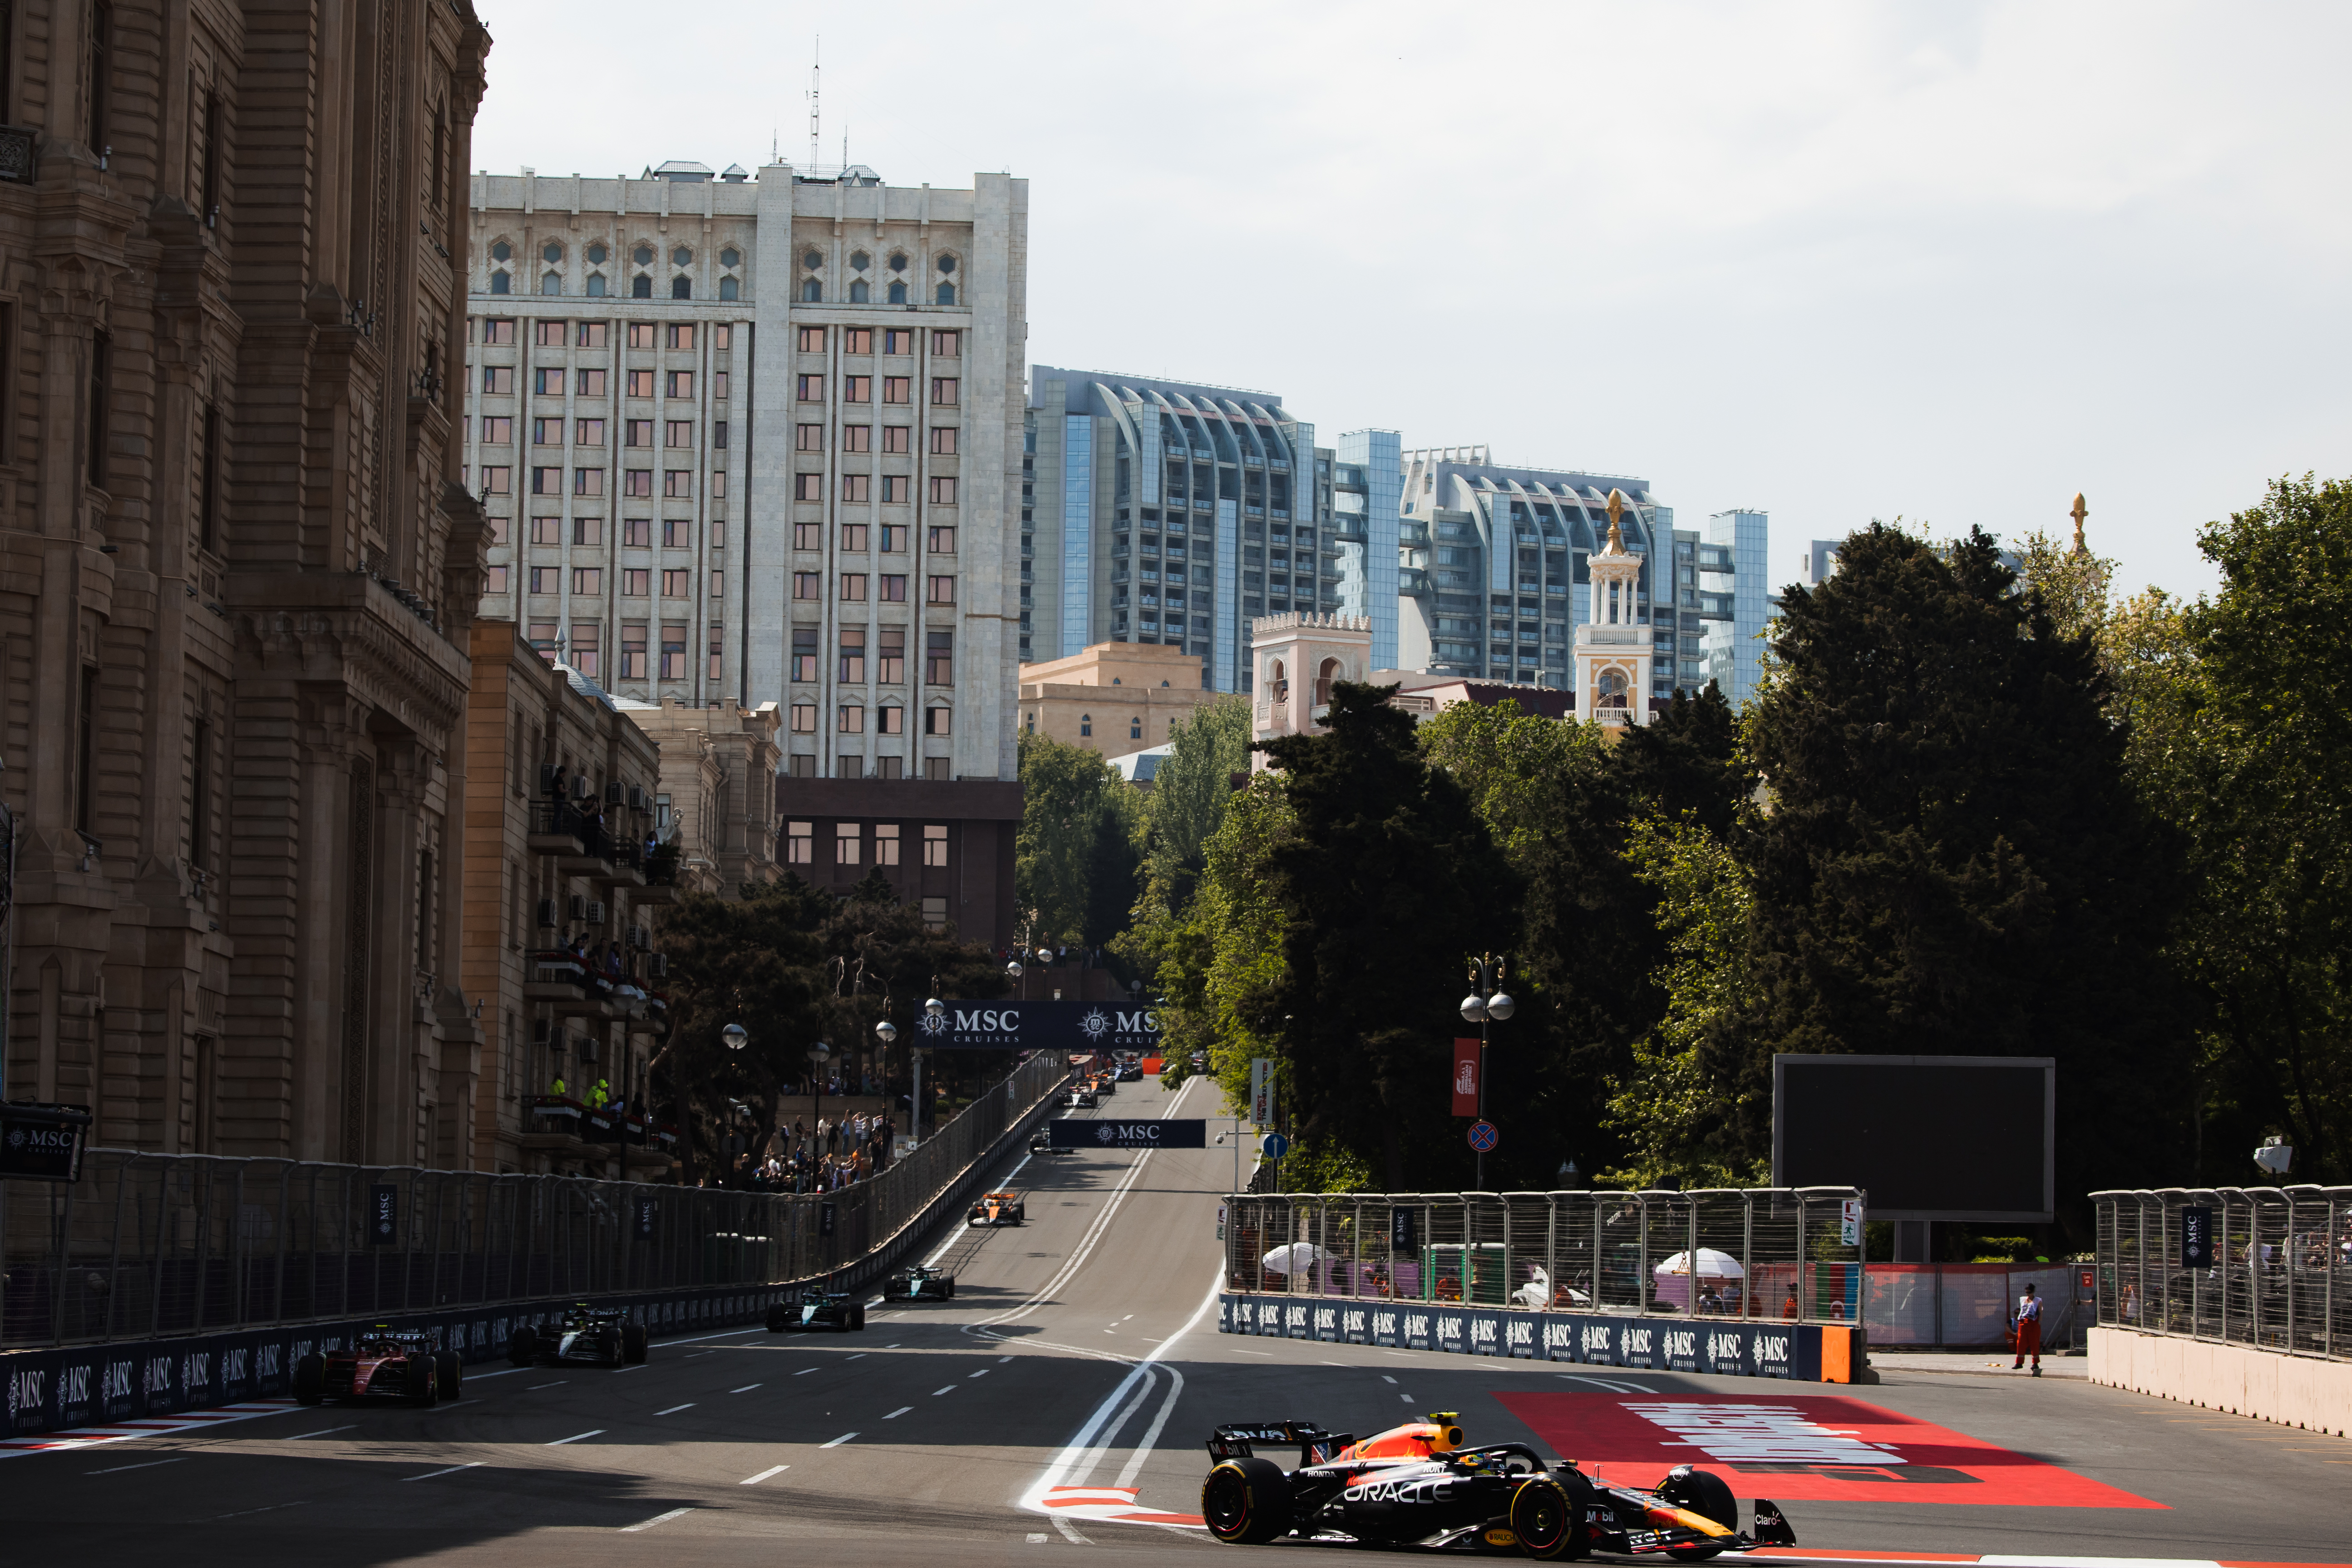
[1022, 367, 1399, 688]
[464, 161, 1027, 781]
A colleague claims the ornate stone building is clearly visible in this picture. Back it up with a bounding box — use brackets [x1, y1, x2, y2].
[0, 0, 495, 1165]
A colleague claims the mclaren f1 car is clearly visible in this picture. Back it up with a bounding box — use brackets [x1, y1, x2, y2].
[1199, 1413, 1795, 1559]
[293, 1326, 461, 1407]
[968, 1188, 1026, 1226]
[767, 1287, 866, 1332]
[882, 1262, 957, 1302]
[507, 1302, 650, 1367]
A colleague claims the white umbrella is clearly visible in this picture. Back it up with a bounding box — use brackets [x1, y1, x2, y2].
[1262, 1242, 1334, 1274]
[1652, 1248, 1745, 1279]
[1511, 1266, 1590, 1309]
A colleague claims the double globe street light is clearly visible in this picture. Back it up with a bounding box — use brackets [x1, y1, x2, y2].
[1459, 956, 1515, 1191]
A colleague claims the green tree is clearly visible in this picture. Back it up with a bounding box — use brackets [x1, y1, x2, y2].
[1138, 695, 1254, 907]
[1722, 522, 2190, 1233]
[1016, 732, 1143, 950]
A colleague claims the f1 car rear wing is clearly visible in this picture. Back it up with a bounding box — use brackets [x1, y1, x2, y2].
[1207, 1422, 1356, 1467]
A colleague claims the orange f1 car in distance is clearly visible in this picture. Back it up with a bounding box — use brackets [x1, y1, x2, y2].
[968, 1188, 1027, 1226]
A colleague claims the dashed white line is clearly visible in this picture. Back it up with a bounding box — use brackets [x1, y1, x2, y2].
[819, 1432, 857, 1448]
[621, 1506, 693, 1532]
[1381, 1375, 1397, 1384]
[998, 1355, 1013, 1364]
[933, 1385, 957, 1396]
[794, 1367, 819, 1376]
[527, 1381, 568, 1390]
[968, 1368, 989, 1379]
[284, 1425, 359, 1441]
[405, 1461, 484, 1482]
[740, 1464, 790, 1485]
[87, 1457, 184, 1475]
[731, 1384, 761, 1394]
[657, 1404, 695, 1416]
[883, 1407, 914, 1420]
[213, 1500, 308, 1520]
[844, 1354, 866, 1361]
[546, 1429, 603, 1446]
[1398, 1394, 1414, 1402]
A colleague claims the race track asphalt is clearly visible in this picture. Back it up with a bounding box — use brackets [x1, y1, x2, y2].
[4, 1071, 2348, 1568]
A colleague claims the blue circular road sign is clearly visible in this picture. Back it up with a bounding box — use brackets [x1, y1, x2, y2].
[1468, 1120, 1499, 1153]
[1262, 1133, 1291, 1159]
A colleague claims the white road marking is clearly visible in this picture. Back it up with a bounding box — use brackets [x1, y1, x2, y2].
[969, 1369, 990, 1378]
[1120, 1315, 1133, 1322]
[621, 1506, 693, 1532]
[819, 1432, 857, 1448]
[1381, 1376, 1397, 1384]
[657, 1404, 695, 1415]
[731, 1385, 761, 1394]
[1027, 1532, 1050, 1543]
[1399, 1394, 1414, 1402]
[546, 1429, 604, 1445]
[283, 1425, 358, 1440]
[794, 1368, 819, 1376]
[844, 1353, 866, 1361]
[404, 1461, 484, 1482]
[740, 1464, 790, 1485]
[1023, 1263, 1222, 1519]
[883, 1407, 914, 1420]
[87, 1457, 184, 1475]
[1554, 1374, 1646, 1393]
[999, 1355, 1013, 1363]
[213, 1500, 308, 1519]
[1053, 1517, 1093, 1545]
[527, 1381, 568, 1390]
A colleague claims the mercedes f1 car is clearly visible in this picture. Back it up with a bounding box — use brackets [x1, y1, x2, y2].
[1199, 1414, 1795, 1559]
[767, 1288, 866, 1332]
[507, 1302, 650, 1367]
[1063, 1088, 1098, 1108]
[1030, 1126, 1071, 1155]
[293, 1326, 461, 1407]
[968, 1188, 1026, 1226]
[882, 1262, 957, 1302]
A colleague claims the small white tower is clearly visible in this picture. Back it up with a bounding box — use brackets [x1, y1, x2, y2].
[1250, 611, 1373, 769]
[1573, 489, 1653, 730]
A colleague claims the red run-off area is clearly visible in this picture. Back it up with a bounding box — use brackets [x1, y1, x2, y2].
[1494, 1393, 2161, 1509]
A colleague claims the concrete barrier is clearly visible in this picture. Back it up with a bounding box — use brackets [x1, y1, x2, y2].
[2088, 1326, 2352, 1435]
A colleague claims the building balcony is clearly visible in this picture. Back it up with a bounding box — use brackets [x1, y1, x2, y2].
[523, 952, 616, 1017]
[595, 838, 646, 888]
[527, 800, 587, 856]
[1398, 567, 1432, 596]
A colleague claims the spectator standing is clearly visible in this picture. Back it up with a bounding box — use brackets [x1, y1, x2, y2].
[2011, 1282, 2043, 1375]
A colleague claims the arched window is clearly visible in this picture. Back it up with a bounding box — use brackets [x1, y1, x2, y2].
[1596, 669, 1629, 710]
[888, 253, 907, 273]
[671, 276, 692, 300]
[631, 275, 651, 299]
[541, 271, 562, 295]
[937, 254, 957, 275]
[935, 282, 956, 306]
[671, 246, 692, 267]
[490, 240, 513, 263]
[1268, 659, 1288, 702]
[1129, 717, 1142, 739]
[633, 244, 654, 266]
[586, 274, 607, 297]
[887, 281, 907, 304]
[719, 276, 739, 301]
[1314, 657, 1341, 706]
[489, 271, 510, 295]
[803, 249, 823, 271]
[587, 243, 609, 266]
[542, 241, 564, 263]
[850, 250, 870, 271]
[802, 279, 821, 302]
[1080, 714, 1092, 737]
[720, 247, 740, 269]
[849, 280, 869, 303]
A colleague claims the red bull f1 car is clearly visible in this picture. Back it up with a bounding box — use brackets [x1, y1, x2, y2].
[507, 1302, 650, 1367]
[293, 1326, 461, 1407]
[968, 1188, 1026, 1226]
[1200, 1414, 1795, 1559]
[767, 1288, 866, 1332]
[882, 1262, 957, 1302]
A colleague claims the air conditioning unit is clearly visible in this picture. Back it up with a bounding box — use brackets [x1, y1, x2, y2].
[572, 775, 595, 801]
[649, 953, 668, 978]
[537, 898, 558, 927]
[628, 926, 650, 950]
[584, 899, 607, 926]
[539, 763, 561, 795]
[605, 780, 624, 804]
[627, 785, 649, 811]
[568, 894, 588, 921]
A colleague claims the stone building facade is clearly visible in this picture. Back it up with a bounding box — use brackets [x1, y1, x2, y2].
[0, 0, 494, 1164]
[1016, 641, 1215, 754]
[616, 695, 782, 896]
[462, 162, 1028, 785]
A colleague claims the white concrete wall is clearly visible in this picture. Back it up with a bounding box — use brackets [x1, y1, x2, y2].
[2089, 1326, 2352, 1435]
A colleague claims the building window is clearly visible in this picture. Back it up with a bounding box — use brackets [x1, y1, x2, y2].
[790, 704, 816, 735]
[787, 821, 813, 862]
[625, 469, 652, 497]
[926, 630, 952, 685]
[927, 525, 956, 554]
[881, 475, 908, 504]
[628, 370, 656, 398]
[792, 627, 819, 682]
[631, 275, 652, 298]
[531, 516, 561, 545]
[526, 566, 556, 593]
[709, 624, 725, 680]
[794, 523, 822, 551]
[481, 365, 513, 395]
[848, 280, 869, 303]
[709, 569, 725, 598]
[665, 419, 693, 448]
[882, 376, 910, 405]
[878, 705, 904, 735]
[483, 317, 516, 345]
[930, 377, 959, 406]
[927, 576, 956, 605]
[480, 465, 512, 493]
[663, 470, 692, 498]
[875, 823, 900, 865]
[571, 623, 601, 677]
[803, 248, 823, 270]
[575, 418, 605, 446]
[797, 423, 823, 451]
[936, 283, 956, 306]
[666, 371, 694, 398]
[839, 573, 868, 601]
[1080, 713, 1092, 737]
[625, 420, 652, 448]
[623, 518, 651, 547]
[1131, 717, 1144, 740]
[572, 516, 602, 546]
[794, 572, 820, 599]
[534, 366, 565, 395]
[882, 426, 911, 455]
[839, 627, 866, 682]
[923, 825, 947, 868]
[930, 426, 958, 455]
[667, 323, 697, 350]
[621, 624, 649, 679]
[929, 476, 957, 504]
[801, 279, 820, 302]
[838, 705, 865, 735]
[660, 624, 687, 680]
[797, 374, 824, 402]
[571, 567, 601, 594]
[842, 424, 872, 453]
[795, 473, 822, 501]
[586, 274, 607, 297]
[843, 375, 872, 404]
[927, 706, 953, 736]
[487, 564, 508, 593]
[837, 822, 861, 863]
[622, 569, 650, 597]
[661, 569, 690, 597]
[878, 574, 907, 602]
[932, 330, 960, 355]
[888, 281, 907, 304]
[878, 627, 906, 683]
[671, 276, 692, 299]
[798, 325, 826, 352]
[540, 272, 562, 295]
[573, 468, 604, 496]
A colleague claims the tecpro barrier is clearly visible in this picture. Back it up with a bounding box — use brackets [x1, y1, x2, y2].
[1217, 1293, 1867, 1383]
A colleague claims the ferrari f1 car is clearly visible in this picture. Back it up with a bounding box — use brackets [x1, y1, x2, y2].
[767, 1288, 866, 1332]
[1199, 1414, 1795, 1559]
[507, 1302, 650, 1367]
[293, 1326, 461, 1407]
[968, 1188, 1026, 1226]
[882, 1262, 957, 1302]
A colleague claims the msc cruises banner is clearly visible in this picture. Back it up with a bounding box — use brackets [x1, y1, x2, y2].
[918, 998, 1163, 1051]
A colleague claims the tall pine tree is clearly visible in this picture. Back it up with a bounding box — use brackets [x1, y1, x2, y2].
[1718, 524, 2188, 1233]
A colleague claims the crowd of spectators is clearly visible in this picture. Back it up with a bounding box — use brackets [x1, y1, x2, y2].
[715, 1110, 897, 1193]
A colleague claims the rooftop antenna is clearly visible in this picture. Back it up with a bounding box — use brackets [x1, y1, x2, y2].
[806, 38, 821, 171]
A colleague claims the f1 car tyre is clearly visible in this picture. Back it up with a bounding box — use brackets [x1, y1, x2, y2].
[945, 1278, 955, 1300]
[292, 1352, 326, 1406]
[406, 1353, 439, 1407]
[623, 1323, 650, 1363]
[1658, 1466, 1736, 1560]
[1509, 1476, 1588, 1561]
[508, 1326, 538, 1366]
[598, 1326, 625, 1364]
[434, 1351, 463, 1400]
[849, 1305, 867, 1331]
[1203, 1455, 1292, 1545]
[765, 1304, 790, 1332]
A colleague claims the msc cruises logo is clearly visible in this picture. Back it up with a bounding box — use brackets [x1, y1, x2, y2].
[1080, 1008, 1112, 1043]
[918, 1011, 952, 1039]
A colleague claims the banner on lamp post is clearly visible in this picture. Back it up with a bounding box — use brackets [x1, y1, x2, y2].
[1249, 1058, 1274, 1129]
[1452, 1040, 1480, 1117]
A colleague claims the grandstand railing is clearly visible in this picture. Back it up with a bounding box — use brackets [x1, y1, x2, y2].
[0, 1051, 1067, 1349]
[1222, 1188, 1864, 1321]
[2094, 1185, 2352, 1361]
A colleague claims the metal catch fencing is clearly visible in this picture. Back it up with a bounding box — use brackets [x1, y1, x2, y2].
[0, 1051, 1068, 1350]
[2095, 1186, 2352, 1361]
[1224, 1188, 1865, 1321]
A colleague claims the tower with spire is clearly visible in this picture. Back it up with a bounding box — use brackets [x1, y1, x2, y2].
[1572, 489, 1655, 729]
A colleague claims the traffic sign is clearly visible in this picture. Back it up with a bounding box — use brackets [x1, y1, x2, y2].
[1262, 1132, 1290, 1159]
[1468, 1121, 1498, 1153]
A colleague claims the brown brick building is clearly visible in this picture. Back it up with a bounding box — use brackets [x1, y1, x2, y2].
[0, 1, 495, 1164]
[774, 777, 1019, 954]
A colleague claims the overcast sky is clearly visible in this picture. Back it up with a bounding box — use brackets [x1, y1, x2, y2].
[472, 1, 2352, 601]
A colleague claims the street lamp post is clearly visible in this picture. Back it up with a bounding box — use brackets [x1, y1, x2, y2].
[719, 1023, 749, 1185]
[1006, 958, 1024, 1001]
[808, 1040, 832, 1148]
[1459, 955, 1514, 1191]
[921, 996, 945, 1143]
[875, 1018, 900, 1151]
